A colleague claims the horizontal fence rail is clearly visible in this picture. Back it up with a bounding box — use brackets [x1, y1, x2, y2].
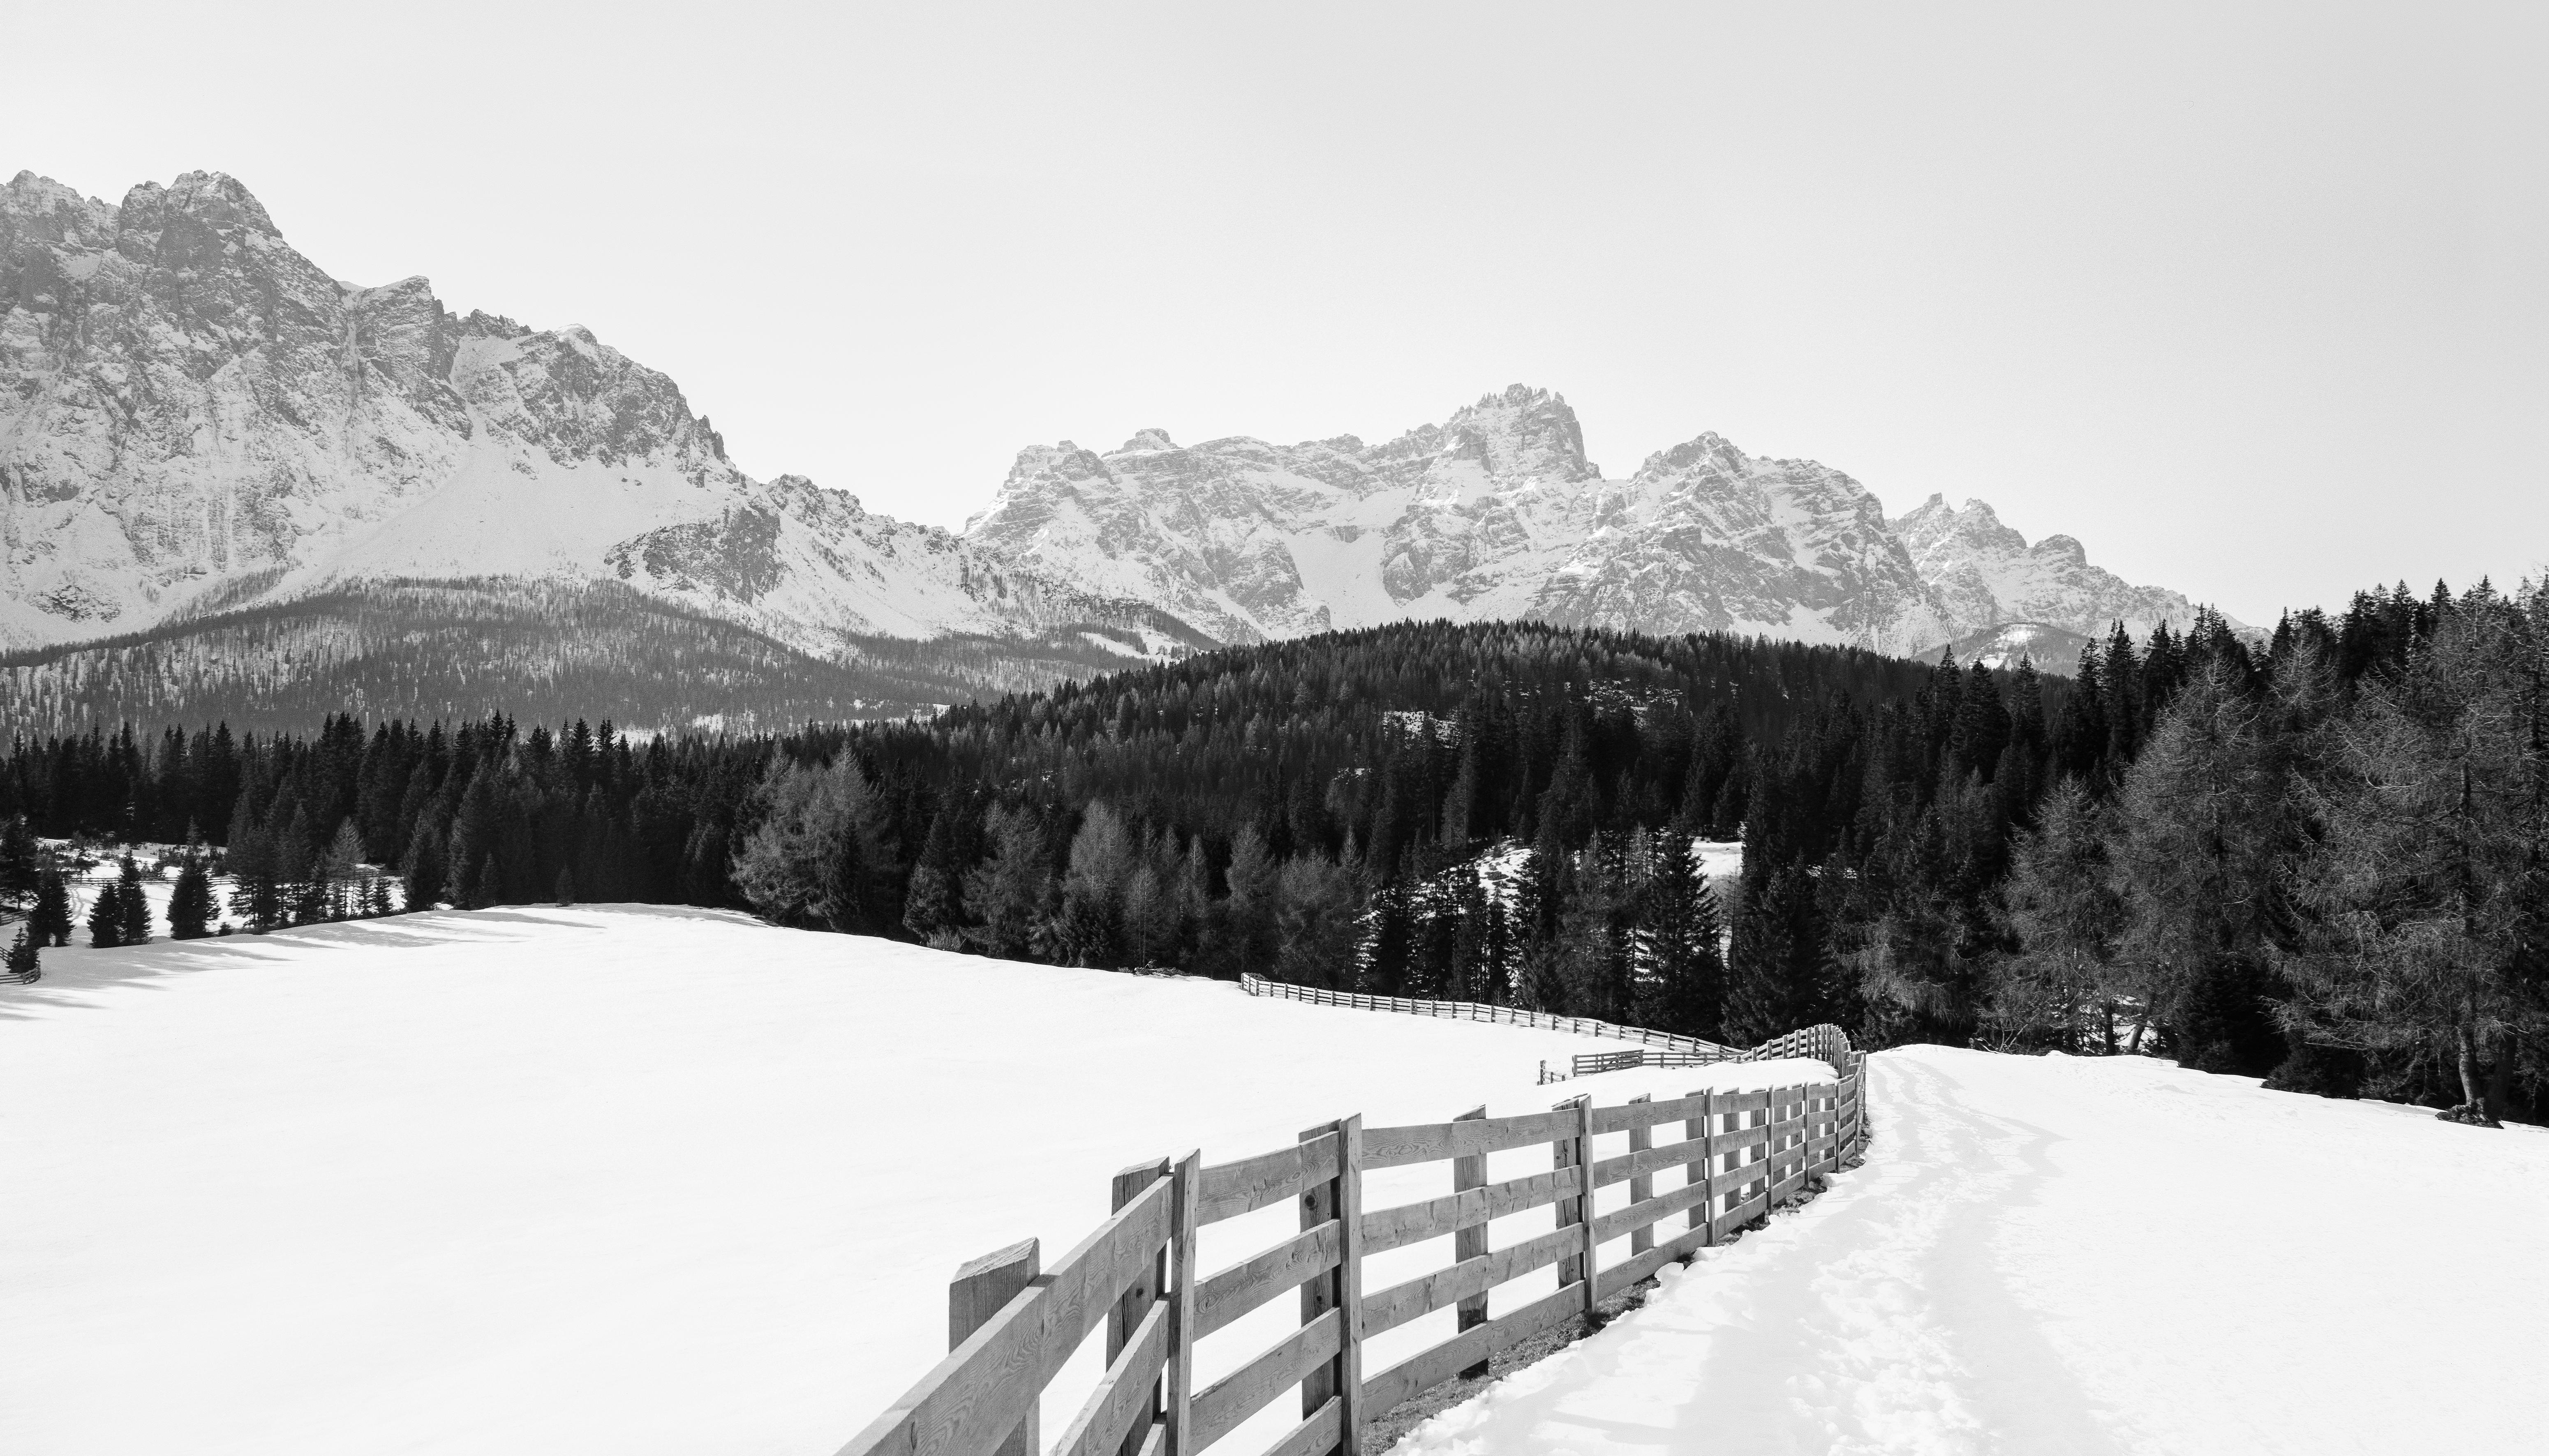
[1551, 1024, 1856, 1082]
[1237, 976, 1736, 1060]
[841, 1030, 1870, 1456]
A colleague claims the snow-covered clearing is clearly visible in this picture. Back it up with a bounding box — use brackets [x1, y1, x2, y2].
[1393, 1045, 2549, 1456]
[0, 906, 1821, 1456]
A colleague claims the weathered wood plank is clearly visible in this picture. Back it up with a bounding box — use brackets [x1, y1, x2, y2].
[1627, 1095, 1655, 1258]
[1450, 1105, 1489, 1384]
[1167, 1152, 1199, 1456]
[1109, 1159, 1171, 1456]
[1707, 1124, 1770, 1158]
[1195, 1222, 1341, 1340]
[1709, 1190, 1768, 1241]
[1258, 1398, 1342, 1456]
[1358, 1166, 1583, 1254]
[1587, 1089, 1708, 1134]
[836, 1178, 1174, 1456]
[1590, 1175, 1714, 1247]
[1690, 1089, 1715, 1241]
[1190, 1309, 1341, 1451]
[1357, 1224, 1580, 1337]
[1357, 1280, 1584, 1415]
[1199, 1134, 1341, 1225]
[1361, 1108, 1576, 1168]
[1593, 1218, 1713, 1303]
[1588, 1136, 1712, 1190]
[946, 1240, 1040, 1456]
[1054, 1300, 1171, 1456]
[1334, 1115, 1366, 1454]
[1297, 1123, 1340, 1423]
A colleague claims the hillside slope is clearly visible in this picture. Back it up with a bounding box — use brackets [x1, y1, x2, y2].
[1394, 1045, 2549, 1456]
[0, 905, 1821, 1456]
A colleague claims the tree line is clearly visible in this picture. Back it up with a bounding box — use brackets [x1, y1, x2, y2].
[2, 599, 2539, 1125]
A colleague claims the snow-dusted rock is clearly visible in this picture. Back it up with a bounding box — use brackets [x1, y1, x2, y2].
[1891, 494, 2220, 647]
[5, 168, 2227, 677]
[0, 170, 1063, 656]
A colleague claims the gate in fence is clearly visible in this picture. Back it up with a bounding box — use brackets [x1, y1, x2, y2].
[838, 1049, 1869, 1456]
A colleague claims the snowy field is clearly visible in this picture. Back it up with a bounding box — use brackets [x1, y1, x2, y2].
[1394, 1045, 2549, 1456]
[0, 907, 1819, 1456]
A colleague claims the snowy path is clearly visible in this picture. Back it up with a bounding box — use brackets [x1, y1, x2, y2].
[1393, 1045, 2549, 1456]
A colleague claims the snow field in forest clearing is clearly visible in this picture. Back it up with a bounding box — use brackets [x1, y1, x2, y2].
[0, 906, 1824, 1456]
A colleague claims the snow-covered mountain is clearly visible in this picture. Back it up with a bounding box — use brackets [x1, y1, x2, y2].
[1890, 495, 2210, 651]
[4, 168, 2226, 713]
[0, 169, 1164, 659]
[970, 387, 2219, 653]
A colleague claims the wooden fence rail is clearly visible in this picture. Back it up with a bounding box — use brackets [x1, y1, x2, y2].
[839, 1042, 1870, 1456]
[1236, 976, 1734, 1059]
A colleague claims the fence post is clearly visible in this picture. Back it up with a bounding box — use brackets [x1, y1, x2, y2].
[1299, 1115, 1366, 1454]
[1550, 1093, 1597, 1324]
[1110, 1156, 1172, 1456]
[1852, 1051, 1869, 1159]
[1690, 1089, 1714, 1245]
[948, 1238, 1041, 1456]
[1452, 1105, 1490, 1380]
[1167, 1151, 1200, 1456]
[1626, 1094, 1654, 1259]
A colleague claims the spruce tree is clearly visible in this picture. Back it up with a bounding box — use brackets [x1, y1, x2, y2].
[32, 868, 74, 948]
[87, 886, 123, 948]
[117, 857, 151, 945]
[169, 855, 215, 940]
[0, 815, 39, 914]
[5, 924, 37, 984]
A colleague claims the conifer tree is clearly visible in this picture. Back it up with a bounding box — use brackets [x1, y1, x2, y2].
[0, 815, 39, 914]
[32, 868, 74, 947]
[961, 805, 1051, 960]
[87, 885, 123, 948]
[403, 819, 445, 911]
[5, 923, 37, 983]
[169, 854, 215, 940]
[474, 854, 504, 911]
[117, 857, 151, 945]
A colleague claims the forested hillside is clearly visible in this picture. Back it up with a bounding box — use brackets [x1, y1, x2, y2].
[0, 578, 1194, 736]
[5, 588, 2541, 1124]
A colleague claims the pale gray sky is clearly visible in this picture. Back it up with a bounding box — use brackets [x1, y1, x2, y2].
[11, 1, 2543, 625]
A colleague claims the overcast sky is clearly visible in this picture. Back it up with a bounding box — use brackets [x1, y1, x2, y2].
[11, 1, 2543, 625]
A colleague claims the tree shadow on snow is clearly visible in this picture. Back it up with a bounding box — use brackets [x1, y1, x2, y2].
[0, 903, 765, 1022]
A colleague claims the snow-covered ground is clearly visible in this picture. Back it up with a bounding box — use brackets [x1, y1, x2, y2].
[0, 907, 1821, 1456]
[1392, 1045, 2549, 1456]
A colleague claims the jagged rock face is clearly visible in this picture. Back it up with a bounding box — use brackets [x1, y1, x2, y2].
[1889, 494, 2221, 646]
[0, 169, 1043, 653]
[4, 167, 2227, 680]
[967, 389, 1958, 650]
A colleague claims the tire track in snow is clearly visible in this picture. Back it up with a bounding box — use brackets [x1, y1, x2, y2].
[1387, 1053, 2124, 1456]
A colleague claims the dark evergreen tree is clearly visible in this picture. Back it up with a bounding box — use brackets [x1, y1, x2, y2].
[0, 815, 39, 914]
[5, 924, 37, 984]
[87, 885, 123, 948]
[169, 854, 215, 939]
[117, 856, 151, 945]
[32, 868, 75, 948]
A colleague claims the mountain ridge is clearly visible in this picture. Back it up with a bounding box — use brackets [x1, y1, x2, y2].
[4, 168, 2229, 722]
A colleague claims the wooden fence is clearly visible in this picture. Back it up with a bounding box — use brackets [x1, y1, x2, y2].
[1237, 975, 1734, 1059]
[1548, 1024, 1857, 1083]
[839, 1048, 1869, 1456]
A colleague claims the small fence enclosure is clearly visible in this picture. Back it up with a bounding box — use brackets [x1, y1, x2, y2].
[841, 1052, 1868, 1456]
